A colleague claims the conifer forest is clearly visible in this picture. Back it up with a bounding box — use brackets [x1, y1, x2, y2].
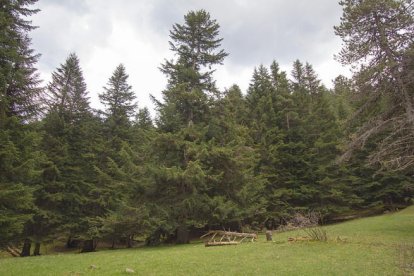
[0, 0, 413, 256]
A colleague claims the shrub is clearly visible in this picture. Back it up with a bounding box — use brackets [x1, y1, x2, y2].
[304, 227, 328, 242]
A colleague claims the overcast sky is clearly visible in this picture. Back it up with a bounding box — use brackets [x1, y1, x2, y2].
[31, 0, 350, 113]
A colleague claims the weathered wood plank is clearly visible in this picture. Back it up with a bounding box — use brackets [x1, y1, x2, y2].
[205, 241, 239, 247]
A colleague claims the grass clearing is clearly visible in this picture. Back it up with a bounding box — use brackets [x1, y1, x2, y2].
[1, 206, 414, 275]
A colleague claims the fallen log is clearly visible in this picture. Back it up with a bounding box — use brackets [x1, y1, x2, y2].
[200, 230, 257, 239]
[205, 241, 239, 247]
[6, 245, 21, 257]
[288, 236, 311, 242]
[200, 230, 257, 246]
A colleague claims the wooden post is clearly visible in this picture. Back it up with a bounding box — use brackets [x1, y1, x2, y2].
[265, 230, 273, 241]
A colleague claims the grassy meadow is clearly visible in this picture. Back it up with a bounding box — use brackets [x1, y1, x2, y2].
[1, 206, 414, 275]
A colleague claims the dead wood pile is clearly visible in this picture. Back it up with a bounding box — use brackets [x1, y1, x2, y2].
[200, 230, 257, 246]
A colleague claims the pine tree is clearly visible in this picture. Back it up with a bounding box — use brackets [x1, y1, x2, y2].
[270, 61, 290, 92]
[247, 62, 305, 227]
[304, 62, 321, 95]
[291, 59, 306, 93]
[0, 0, 44, 255]
[135, 107, 153, 130]
[46, 53, 90, 121]
[150, 10, 233, 243]
[42, 54, 102, 252]
[156, 9, 228, 129]
[99, 64, 137, 140]
[288, 63, 333, 213]
[332, 75, 354, 122]
[249, 60, 354, 223]
[221, 85, 248, 125]
[95, 65, 155, 247]
[161, 9, 228, 92]
[246, 66, 274, 111]
[206, 86, 266, 229]
[0, 0, 42, 122]
[331, 75, 413, 214]
[335, 0, 414, 171]
[93, 142, 153, 248]
[0, 119, 40, 252]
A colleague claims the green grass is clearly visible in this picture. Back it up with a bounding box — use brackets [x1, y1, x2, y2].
[1, 206, 414, 275]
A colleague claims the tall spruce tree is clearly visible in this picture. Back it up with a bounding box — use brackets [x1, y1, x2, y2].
[156, 9, 228, 130]
[244, 60, 360, 225]
[206, 85, 266, 229]
[46, 53, 90, 121]
[150, 10, 246, 244]
[42, 53, 102, 252]
[0, 119, 42, 255]
[289, 62, 344, 214]
[0, 0, 44, 255]
[246, 62, 300, 227]
[99, 64, 137, 141]
[95, 64, 154, 247]
[135, 107, 153, 130]
[0, 0, 42, 122]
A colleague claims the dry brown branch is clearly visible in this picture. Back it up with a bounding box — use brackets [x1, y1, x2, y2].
[367, 118, 414, 170]
[338, 104, 414, 172]
[200, 230, 257, 246]
[6, 245, 21, 257]
[288, 236, 311, 242]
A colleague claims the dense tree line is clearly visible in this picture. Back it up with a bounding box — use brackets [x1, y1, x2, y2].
[0, 0, 413, 256]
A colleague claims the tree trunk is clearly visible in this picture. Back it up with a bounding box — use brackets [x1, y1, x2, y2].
[176, 226, 190, 244]
[66, 236, 72, 248]
[373, 12, 414, 126]
[286, 113, 290, 130]
[188, 109, 194, 127]
[81, 239, 96, 253]
[20, 239, 31, 257]
[67, 236, 81, 248]
[111, 239, 116, 249]
[33, 242, 41, 256]
[127, 235, 133, 248]
[146, 230, 161, 246]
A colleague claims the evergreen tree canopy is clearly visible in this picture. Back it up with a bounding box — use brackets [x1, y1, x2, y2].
[0, 0, 43, 251]
[156, 9, 228, 128]
[0, 0, 41, 122]
[46, 53, 90, 122]
[42, 54, 104, 252]
[99, 64, 137, 145]
[100, 64, 137, 123]
[135, 107, 153, 130]
[161, 9, 228, 91]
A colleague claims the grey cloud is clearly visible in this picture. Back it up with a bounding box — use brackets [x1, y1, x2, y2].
[32, 0, 343, 72]
[37, 0, 89, 13]
[29, 0, 347, 108]
[147, 0, 343, 70]
[32, 1, 113, 73]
